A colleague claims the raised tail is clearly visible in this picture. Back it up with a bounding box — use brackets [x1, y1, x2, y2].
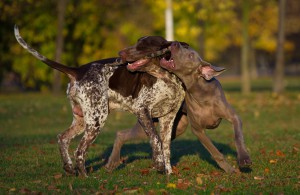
[14, 25, 77, 78]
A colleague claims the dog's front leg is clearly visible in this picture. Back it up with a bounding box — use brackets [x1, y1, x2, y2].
[159, 113, 177, 175]
[226, 109, 252, 167]
[191, 126, 239, 173]
[136, 108, 165, 172]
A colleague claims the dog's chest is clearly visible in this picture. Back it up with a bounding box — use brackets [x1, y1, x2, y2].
[108, 78, 184, 117]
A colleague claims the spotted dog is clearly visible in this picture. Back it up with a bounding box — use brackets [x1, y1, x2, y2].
[14, 26, 184, 176]
[106, 36, 187, 173]
[108, 38, 252, 174]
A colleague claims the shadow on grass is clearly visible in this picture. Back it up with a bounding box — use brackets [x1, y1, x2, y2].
[86, 139, 252, 173]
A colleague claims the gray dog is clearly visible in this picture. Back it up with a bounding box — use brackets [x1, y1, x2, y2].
[108, 37, 251, 174]
[159, 42, 252, 173]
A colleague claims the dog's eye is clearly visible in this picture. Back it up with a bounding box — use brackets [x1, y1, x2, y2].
[188, 53, 194, 59]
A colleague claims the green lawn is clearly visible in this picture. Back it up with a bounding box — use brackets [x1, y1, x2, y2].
[0, 78, 299, 194]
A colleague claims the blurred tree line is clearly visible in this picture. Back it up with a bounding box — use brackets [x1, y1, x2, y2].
[0, 0, 299, 93]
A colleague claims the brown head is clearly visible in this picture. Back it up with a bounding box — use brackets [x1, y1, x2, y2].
[160, 42, 226, 82]
[119, 36, 188, 78]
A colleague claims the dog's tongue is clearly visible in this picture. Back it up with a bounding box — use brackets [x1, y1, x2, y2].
[127, 58, 150, 71]
[160, 57, 175, 70]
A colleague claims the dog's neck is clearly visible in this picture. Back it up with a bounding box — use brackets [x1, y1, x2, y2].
[175, 69, 200, 91]
[182, 69, 219, 97]
[148, 65, 181, 86]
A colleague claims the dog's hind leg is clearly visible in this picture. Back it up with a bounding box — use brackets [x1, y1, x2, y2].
[57, 114, 84, 175]
[74, 93, 109, 177]
[105, 122, 148, 171]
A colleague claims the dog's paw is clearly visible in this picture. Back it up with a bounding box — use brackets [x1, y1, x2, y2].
[76, 166, 88, 178]
[238, 157, 252, 168]
[152, 160, 165, 172]
[63, 164, 76, 176]
[105, 162, 119, 172]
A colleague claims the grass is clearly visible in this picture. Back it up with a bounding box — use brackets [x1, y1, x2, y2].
[0, 78, 300, 194]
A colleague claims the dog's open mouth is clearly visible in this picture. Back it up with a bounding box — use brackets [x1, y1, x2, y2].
[127, 47, 172, 71]
[160, 51, 175, 70]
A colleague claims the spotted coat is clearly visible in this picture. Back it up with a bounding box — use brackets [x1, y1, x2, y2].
[14, 25, 184, 176]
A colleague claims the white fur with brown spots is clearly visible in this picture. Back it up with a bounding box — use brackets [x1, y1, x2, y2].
[14, 25, 184, 176]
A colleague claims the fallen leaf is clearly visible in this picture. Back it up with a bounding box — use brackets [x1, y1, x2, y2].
[177, 179, 191, 190]
[182, 167, 190, 171]
[111, 185, 118, 194]
[9, 188, 16, 192]
[192, 162, 199, 166]
[259, 148, 266, 155]
[166, 183, 176, 189]
[99, 183, 106, 191]
[140, 168, 150, 175]
[254, 176, 264, 180]
[264, 168, 270, 173]
[159, 189, 169, 194]
[215, 185, 232, 192]
[195, 185, 207, 191]
[254, 110, 260, 118]
[292, 146, 299, 154]
[123, 187, 140, 193]
[196, 177, 203, 185]
[69, 183, 73, 191]
[147, 190, 156, 195]
[269, 159, 278, 164]
[19, 188, 31, 194]
[276, 150, 285, 157]
[53, 173, 62, 180]
[47, 185, 58, 190]
[172, 166, 179, 175]
[210, 170, 221, 177]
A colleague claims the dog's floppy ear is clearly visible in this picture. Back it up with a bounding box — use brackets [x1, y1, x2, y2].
[198, 63, 226, 81]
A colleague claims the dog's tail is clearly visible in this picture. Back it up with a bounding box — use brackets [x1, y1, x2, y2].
[14, 25, 78, 79]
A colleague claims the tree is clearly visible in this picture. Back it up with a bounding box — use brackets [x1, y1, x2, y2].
[165, 0, 174, 41]
[53, 0, 67, 94]
[241, 0, 251, 94]
[273, 0, 286, 94]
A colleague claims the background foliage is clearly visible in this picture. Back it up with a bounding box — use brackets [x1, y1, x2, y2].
[0, 0, 299, 91]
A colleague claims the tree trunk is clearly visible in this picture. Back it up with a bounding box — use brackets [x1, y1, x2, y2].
[53, 0, 67, 94]
[241, 0, 251, 94]
[250, 41, 258, 79]
[198, 19, 205, 58]
[273, 0, 286, 94]
[165, 0, 174, 41]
